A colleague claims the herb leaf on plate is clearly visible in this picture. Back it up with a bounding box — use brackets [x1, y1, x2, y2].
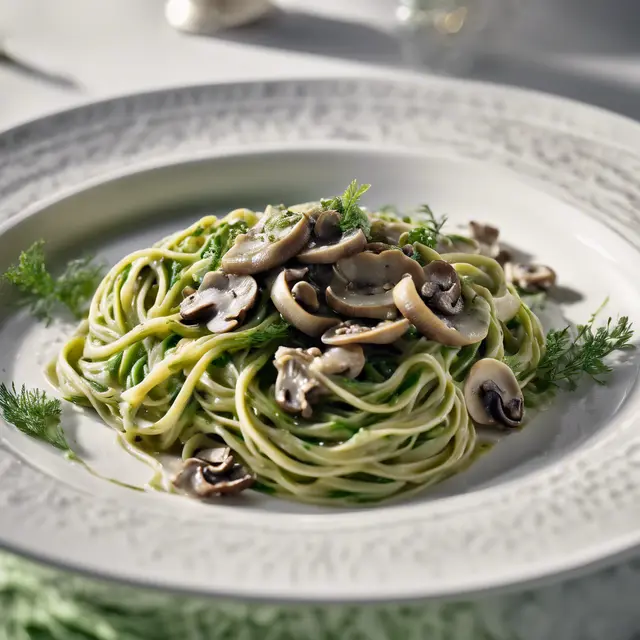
[0, 383, 70, 451]
[3, 240, 104, 323]
[533, 315, 634, 392]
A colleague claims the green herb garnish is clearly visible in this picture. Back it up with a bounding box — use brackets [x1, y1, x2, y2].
[201, 221, 248, 270]
[407, 227, 437, 249]
[322, 180, 372, 239]
[0, 383, 70, 451]
[417, 204, 447, 237]
[3, 241, 103, 323]
[263, 210, 303, 239]
[404, 205, 447, 251]
[533, 315, 634, 392]
[246, 319, 291, 348]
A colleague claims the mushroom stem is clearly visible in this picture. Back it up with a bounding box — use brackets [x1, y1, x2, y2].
[480, 381, 523, 428]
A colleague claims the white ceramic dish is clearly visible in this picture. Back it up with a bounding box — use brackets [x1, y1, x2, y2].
[1, 78, 640, 602]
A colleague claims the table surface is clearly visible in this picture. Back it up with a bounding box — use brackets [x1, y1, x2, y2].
[3, 1, 640, 638]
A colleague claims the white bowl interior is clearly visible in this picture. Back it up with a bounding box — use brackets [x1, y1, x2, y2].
[1, 148, 639, 520]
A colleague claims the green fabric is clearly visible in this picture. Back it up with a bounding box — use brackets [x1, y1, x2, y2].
[2, 550, 638, 640]
[0, 551, 514, 640]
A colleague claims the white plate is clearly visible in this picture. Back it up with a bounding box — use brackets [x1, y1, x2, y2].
[1, 78, 640, 602]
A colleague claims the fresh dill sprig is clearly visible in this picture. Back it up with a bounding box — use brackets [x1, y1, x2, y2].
[322, 180, 372, 239]
[55, 255, 104, 318]
[0, 383, 70, 451]
[533, 315, 634, 392]
[3, 241, 103, 323]
[417, 204, 447, 237]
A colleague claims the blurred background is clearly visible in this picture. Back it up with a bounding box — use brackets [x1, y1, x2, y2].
[1, 0, 640, 128]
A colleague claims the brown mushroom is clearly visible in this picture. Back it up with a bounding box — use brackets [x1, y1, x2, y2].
[270, 269, 339, 337]
[463, 358, 524, 428]
[421, 260, 464, 316]
[310, 345, 365, 378]
[326, 250, 426, 321]
[180, 271, 258, 334]
[469, 221, 500, 258]
[273, 347, 323, 418]
[297, 209, 367, 264]
[173, 448, 255, 498]
[221, 205, 311, 275]
[291, 281, 320, 312]
[321, 319, 410, 345]
[506, 263, 556, 292]
[393, 270, 490, 346]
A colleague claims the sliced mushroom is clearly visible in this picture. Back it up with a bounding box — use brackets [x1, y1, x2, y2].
[297, 209, 367, 264]
[326, 250, 426, 321]
[173, 450, 255, 499]
[273, 347, 323, 418]
[506, 263, 556, 292]
[321, 319, 410, 345]
[291, 281, 320, 312]
[469, 221, 500, 258]
[195, 447, 235, 474]
[180, 271, 258, 334]
[393, 274, 490, 346]
[421, 260, 464, 316]
[271, 269, 339, 337]
[310, 345, 365, 378]
[221, 205, 311, 275]
[464, 358, 524, 428]
[365, 242, 396, 254]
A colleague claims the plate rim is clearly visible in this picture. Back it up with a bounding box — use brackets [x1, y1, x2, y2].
[2, 75, 640, 601]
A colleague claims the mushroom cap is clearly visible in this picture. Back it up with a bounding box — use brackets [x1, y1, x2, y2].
[321, 319, 410, 345]
[180, 271, 258, 334]
[291, 280, 320, 312]
[273, 347, 323, 418]
[310, 345, 365, 378]
[298, 228, 367, 264]
[463, 358, 524, 428]
[172, 455, 255, 498]
[468, 221, 501, 259]
[421, 260, 464, 316]
[221, 206, 311, 275]
[326, 250, 426, 321]
[393, 275, 490, 346]
[270, 269, 339, 337]
[506, 263, 556, 292]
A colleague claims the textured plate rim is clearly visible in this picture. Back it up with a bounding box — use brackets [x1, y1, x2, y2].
[2, 76, 640, 601]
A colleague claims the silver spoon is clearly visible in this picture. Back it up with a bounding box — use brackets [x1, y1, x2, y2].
[0, 35, 79, 90]
[165, 0, 274, 35]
